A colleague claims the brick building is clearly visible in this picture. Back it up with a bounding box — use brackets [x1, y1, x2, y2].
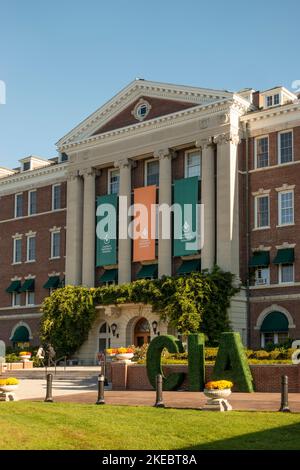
[1, 80, 299, 362]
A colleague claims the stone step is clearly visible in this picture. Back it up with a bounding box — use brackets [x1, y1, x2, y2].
[2, 368, 103, 380]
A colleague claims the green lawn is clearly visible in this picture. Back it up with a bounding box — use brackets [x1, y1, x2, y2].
[1, 402, 300, 450]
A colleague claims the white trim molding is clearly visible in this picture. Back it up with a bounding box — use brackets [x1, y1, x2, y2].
[254, 304, 296, 330]
[9, 321, 34, 340]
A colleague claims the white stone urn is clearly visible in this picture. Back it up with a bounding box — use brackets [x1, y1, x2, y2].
[19, 354, 31, 362]
[0, 384, 19, 393]
[203, 388, 232, 412]
[203, 388, 232, 400]
[115, 353, 134, 362]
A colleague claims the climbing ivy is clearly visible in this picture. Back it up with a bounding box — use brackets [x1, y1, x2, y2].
[40, 266, 239, 356]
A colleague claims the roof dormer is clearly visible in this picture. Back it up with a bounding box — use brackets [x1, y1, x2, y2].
[260, 87, 298, 109]
[19, 155, 52, 172]
[0, 167, 16, 179]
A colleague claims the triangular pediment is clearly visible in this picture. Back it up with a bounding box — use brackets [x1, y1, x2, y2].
[57, 80, 233, 148]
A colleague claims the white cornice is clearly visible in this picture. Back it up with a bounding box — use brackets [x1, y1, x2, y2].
[241, 101, 300, 123]
[56, 80, 237, 148]
[59, 96, 251, 153]
[0, 163, 68, 196]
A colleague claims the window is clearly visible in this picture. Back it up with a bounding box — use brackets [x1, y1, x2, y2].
[255, 136, 269, 168]
[26, 291, 35, 306]
[13, 238, 22, 264]
[279, 131, 293, 164]
[60, 153, 68, 162]
[108, 169, 120, 194]
[28, 190, 37, 215]
[51, 231, 61, 258]
[15, 193, 23, 218]
[23, 161, 31, 171]
[279, 263, 294, 283]
[263, 332, 288, 347]
[12, 292, 21, 307]
[185, 151, 201, 178]
[274, 94, 280, 105]
[255, 195, 269, 228]
[265, 94, 280, 108]
[26, 235, 36, 262]
[279, 191, 294, 225]
[52, 184, 61, 210]
[255, 266, 270, 286]
[145, 159, 159, 186]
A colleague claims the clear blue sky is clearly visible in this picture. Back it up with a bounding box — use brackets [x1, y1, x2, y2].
[1, 0, 299, 168]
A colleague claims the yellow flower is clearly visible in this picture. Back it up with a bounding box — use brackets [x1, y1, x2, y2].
[0, 377, 19, 386]
[205, 380, 233, 390]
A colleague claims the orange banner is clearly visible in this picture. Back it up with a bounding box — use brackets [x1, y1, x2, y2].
[133, 185, 156, 262]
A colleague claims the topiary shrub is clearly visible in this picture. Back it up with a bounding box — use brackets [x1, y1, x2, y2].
[188, 333, 205, 391]
[212, 332, 254, 392]
[146, 335, 185, 391]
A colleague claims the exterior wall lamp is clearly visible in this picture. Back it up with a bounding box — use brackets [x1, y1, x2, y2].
[152, 320, 158, 335]
[111, 323, 118, 337]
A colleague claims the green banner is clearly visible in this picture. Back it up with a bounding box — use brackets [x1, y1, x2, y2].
[96, 194, 118, 266]
[173, 176, 199, 257]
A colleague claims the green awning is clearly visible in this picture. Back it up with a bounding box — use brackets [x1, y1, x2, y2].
[11, 326, 30, 342]
[19, 279, 35, 292]
[99, 269, 118, 283]
[136, 264, 158, 280]
[249, 251, 270, 267]
[261, 311, 289, 332]
[176, 259, 200, 275]
[6, 280, 21, 293]
[273, 248, 295, 264]
[43, 276, 60, 289]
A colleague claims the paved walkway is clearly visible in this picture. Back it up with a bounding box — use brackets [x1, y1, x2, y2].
[51, 391, 300, 411]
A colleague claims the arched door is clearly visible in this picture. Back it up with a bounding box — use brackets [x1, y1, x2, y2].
[134, 318, 151, 347]
[98, 322, 111, 353]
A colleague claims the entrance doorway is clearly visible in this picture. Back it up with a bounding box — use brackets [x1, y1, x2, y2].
[134, 318, 151, 347]
[98, 322, 111, 353]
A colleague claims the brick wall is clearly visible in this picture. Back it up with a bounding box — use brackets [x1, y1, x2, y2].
[111, 362, 300, 393]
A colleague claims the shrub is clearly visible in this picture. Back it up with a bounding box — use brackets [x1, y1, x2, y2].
[252, 350, 270, 360]
[5, 353, 20, 363]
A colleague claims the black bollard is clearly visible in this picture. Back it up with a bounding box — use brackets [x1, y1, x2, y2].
[154, 374, 165, 408]
[44, 373, 53, 403]
[279, 375, 290, 412]
[96, 374, 105, 405]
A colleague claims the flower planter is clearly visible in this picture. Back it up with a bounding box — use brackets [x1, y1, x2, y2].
[203, 388, 232, 400]
[19, 355, 31, 362]
[0, 384, 19, 393]
[115, 353, 134, 362]
[203, 388, 232, 412]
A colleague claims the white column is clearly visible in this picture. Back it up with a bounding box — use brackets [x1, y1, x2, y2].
[199, 139, 215, 271]
[155, 149, 172, 277]
[81, 168, 96, 287]
[116, 159, 132, 284]
[215, 132, 240, 278]
[65, 171, 83, 285]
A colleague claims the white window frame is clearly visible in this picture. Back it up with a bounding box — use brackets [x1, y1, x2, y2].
[184, 149, 201, 179]
[278, 190, 294, 226]
[265, 93, 282, 108]
[107, 168, 120, 195]
[254, 195, 270, 229]
[14, 193, 23, 218]
[12, 291, 21, 307]
[254, 266, 270, 286]
[28, 190, 37, 216]
[51, 231, 61, 259]
[261, 331, 289, 348]
[52, 184, 61, 211]
[254, 135, 269, 169]
[26, 290, 35, 306]
[278, 130, 293, 165]
[13, 237, 22, 264]
[26, 235, 36, 262]
[144, 159, 159, 186]
[279, 263, 294, 284]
